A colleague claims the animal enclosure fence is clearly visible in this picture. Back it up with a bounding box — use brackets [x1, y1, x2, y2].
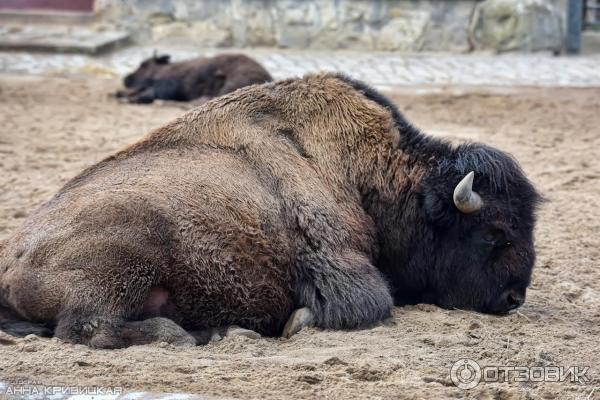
[584, 0, 600, 29]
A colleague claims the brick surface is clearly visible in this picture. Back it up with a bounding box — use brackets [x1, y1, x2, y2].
[1, 46, 599, 88]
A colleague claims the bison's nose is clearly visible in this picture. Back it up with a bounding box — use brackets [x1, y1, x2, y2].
[506, 289, 525, 310]
[487, 287, 526, 314]
[498, 287, 526, 313]
[124, 75, 135, 88]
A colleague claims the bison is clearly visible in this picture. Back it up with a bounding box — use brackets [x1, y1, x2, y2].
[0, 74, 541, 348]
[115, 53, 272, 104]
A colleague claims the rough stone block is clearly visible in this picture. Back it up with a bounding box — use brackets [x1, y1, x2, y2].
[95, 0, 565, 52]
[469, 0, 563, 52]
[375, 10, 430, 51]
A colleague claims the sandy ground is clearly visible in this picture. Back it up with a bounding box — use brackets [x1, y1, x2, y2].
[0, 74, 599, 399]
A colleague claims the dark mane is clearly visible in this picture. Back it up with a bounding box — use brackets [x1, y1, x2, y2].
[333, 73, 449, 157]
[334, 74, 541, 204]
[442, 144, 527, 194]
[443, 143, 543, 209]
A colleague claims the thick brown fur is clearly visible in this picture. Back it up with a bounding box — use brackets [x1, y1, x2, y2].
[0, 74, 539, 348]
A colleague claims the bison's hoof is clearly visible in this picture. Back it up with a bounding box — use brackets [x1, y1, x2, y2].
[122, 317, 196, 347]
[225, 326, 261, 340]
[282, 307, 314, 339]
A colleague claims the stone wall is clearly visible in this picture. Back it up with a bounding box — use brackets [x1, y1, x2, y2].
[97, 0, 566, 52]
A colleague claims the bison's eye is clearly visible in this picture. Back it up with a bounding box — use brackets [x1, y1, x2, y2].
[482, 229, 509, 248]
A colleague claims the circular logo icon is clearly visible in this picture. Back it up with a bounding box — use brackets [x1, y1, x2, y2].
[450, 358, 482, 389]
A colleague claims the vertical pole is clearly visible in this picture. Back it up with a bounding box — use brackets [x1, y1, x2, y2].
[566, 0, 583, 54]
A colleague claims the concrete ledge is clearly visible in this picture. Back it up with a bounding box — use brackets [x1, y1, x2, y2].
[0, 25, 129, 54]
[582, 31, 600, 54]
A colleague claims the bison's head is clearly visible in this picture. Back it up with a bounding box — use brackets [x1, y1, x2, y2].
[392, 144, 541, 314]
[123, 53, 171, 88]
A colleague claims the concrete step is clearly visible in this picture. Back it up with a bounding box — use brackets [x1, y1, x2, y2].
[0, 24, 129, 54]
[582, 31, 600, 54]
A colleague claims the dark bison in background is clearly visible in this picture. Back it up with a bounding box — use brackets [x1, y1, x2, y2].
[115, 53, 272, 104]
[0, 74, 541, 348]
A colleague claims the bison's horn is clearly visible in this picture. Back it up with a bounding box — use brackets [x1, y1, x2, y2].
[453, 171, 483, 214]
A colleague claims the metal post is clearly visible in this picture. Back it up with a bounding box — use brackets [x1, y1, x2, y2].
[566, 0, 583, 54]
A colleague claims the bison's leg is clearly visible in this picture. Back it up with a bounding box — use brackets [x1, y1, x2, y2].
[114, 87, 138, 99]
[57, 301, 196, 348]
[122, 317, 196, 347]
[58, 314, 199, 348]
[123, 320, 263, 346]
[55, 307, 126, 349]
[54, 283, 158, 349]
[127, 80, 179, 103]
[290, 250, 393, 336]
[127, 87, 156, 104]
[52, 254, 162, 348]
[114, 86, 151, 102]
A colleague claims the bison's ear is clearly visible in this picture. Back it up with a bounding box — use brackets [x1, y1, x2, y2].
[155, 55, 171, 65]
[421, 186, 458, 229]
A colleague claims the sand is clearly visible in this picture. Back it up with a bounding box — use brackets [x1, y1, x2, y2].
[0, 75, 599, 399]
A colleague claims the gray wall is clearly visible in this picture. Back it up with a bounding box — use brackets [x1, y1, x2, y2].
[98, 0, 565, 52]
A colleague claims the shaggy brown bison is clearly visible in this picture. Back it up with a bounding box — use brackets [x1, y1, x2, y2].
[116, 53, 272, 104]
[0, 74, 540, 348]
